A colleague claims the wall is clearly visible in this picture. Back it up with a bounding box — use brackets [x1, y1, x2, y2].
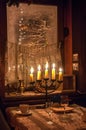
[63, 0, 86, 93]
[63, 0, 72, 74]
[0, 2, 7, 97]
[72, 0, 86, 93]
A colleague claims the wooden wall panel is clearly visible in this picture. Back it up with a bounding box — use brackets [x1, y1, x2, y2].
[63, 0, 72, 74]
[0, 1, 7, 97]
[72, 0, 86, 93]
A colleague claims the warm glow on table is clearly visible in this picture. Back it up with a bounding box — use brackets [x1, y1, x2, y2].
[52, 63, 56, 80]
[45, 62, 49, 79]
[30, 67, 34, 82]
[37, 65, 41, 80]
[6, 105, 86, 130]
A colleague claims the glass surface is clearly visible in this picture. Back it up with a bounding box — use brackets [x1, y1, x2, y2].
[5, 3, 63, 96]
[60, 95, 70, 122]
[45, 101, 53, 125]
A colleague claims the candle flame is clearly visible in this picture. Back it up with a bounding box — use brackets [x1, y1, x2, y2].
[52, 63, 55, 68]
[38, 65, 41, 71]
[30, 67, 34, 74]
[45, 62, 48, 69]
[8, 67, 11, 71]
[59, 68, 63, 72]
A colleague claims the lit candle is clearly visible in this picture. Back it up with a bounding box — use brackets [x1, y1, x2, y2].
[8, 67, 11, 72]
[30, 67, 34, 82]
[58, 68, 63, 81]
[37, 65, 41, 80]
[13, 65, 15, 70]
[52, 63, 56, 80]
[45, 62, 49, 79]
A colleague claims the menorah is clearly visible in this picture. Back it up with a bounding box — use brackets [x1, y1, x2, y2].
[19, 63, 63, 108]
[6, 62, 63, 108]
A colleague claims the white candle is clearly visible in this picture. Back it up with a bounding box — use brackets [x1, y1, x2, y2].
[37, 65, 41, 80]
[52, 63, 56, 80]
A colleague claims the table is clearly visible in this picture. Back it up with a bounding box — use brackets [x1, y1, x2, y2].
[6, 104, 86, 130]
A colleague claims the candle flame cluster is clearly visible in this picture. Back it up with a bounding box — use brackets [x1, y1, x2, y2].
[29, 62, 63, 82]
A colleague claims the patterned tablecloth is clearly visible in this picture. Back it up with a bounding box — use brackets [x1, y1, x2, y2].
[6, 104, 86, 130]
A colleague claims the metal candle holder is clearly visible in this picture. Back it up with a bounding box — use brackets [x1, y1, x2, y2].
[29, 78, 63, 107]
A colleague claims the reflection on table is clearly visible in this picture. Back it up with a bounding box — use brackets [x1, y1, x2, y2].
[6, 104, 86, 130]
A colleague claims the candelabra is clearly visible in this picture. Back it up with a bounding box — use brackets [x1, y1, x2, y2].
[28, 78, 63, 108]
